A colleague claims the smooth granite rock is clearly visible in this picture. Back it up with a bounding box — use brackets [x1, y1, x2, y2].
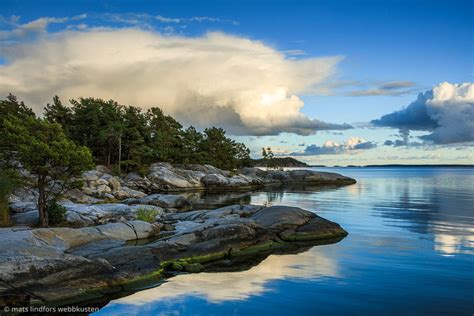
[120, 163, 356, 192]
[0, 205, 347, 306]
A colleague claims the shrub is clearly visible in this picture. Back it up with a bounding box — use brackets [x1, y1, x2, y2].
[47, 203, 67, 225]
[136, 207, 160, 223]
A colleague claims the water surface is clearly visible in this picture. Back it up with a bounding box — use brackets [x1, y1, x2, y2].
[94, 167, 474, 316]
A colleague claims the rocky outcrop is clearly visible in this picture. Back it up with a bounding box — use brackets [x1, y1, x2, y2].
[123, 193, 191, 211]
[0, 220, 159, 306]
[238, 168, 356, 185]
[7, 164, 355, 228]
[79, 167, 148, 201]
[123, 163, 356, 192]
[0, 205, 347, 306]
[10, 202, 164, 227]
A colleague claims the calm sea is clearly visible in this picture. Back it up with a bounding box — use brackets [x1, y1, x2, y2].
[94, 167, 474, 316]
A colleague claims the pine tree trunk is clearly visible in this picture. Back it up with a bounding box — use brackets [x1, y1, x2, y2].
[118, 133, 122, 175]
[37, 176, 48, 227]
[0, 198, 10, 227]
[125, 149, 130, 174]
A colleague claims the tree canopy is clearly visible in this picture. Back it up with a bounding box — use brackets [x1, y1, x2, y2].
[2, 114, 94, 226]
[42, 96, 251, 172]
[4, 94, 251, 173]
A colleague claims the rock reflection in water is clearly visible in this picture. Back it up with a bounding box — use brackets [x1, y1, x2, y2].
[97, 245, 338, 311]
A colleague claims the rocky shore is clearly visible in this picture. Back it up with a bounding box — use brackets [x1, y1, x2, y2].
[8, 163, 355, 227]
[1, 164, 355, 307]
[0, 204, 347, 307]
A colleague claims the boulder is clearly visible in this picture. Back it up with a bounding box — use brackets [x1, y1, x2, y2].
[121, 186, 146, 199]
[63, 203, 164, 226]
[125, 194, 191, 210]
[8, 187, 39, 203]
[96, 184, 112, 194]
[201, 173, 229, 186]
[9, 202, 37, 214]
[64, 189, 102, 204]
[148, 163, 198, 189]
[96, 178, 109, 186]
[113, 189, 130, 200]
[124, 172, 159, 193]
[82, 170, 102, 182]
[95, 165, 112, 174]
[10, 211, 39, 226]
[250, 206, 314, 230]
[107, 176, 122, 191]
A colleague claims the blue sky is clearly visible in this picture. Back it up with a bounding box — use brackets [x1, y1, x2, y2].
[0, 0, 473, 165]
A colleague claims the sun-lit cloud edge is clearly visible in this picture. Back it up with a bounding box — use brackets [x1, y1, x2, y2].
[0, 16, 353, 136]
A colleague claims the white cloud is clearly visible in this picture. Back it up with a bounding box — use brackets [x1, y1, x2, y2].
[347, 81, 417, 96]
[105, 249, 338, 305]
[0, 28, 351, 135]
[372, 82, 474, 144]
[292, 137, 377, 155]
[0, 14, 87, 40]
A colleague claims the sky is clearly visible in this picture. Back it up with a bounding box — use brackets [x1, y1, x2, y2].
[0, 0, 473, 165]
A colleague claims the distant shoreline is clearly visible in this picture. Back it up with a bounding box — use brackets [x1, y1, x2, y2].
[308, 164, 474, 168]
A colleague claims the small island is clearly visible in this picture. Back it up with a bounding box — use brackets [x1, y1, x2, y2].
[251, 157, 309, 168]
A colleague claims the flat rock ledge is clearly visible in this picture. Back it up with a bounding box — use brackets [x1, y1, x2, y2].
[0, 205, 347, 307]
[64, 163, 356, 202]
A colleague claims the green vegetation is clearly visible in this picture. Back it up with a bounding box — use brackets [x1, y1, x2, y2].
[252, 156, 308, 168]
[43, 96, 251, 173]
[47, 203, 68, 226]
[135, 207, 161, 223]
[0, 94, 252, 226]
[1, 94, 94, 226]
[261, 147, 276, 169]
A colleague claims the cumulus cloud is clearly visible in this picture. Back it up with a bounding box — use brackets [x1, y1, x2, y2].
[0, 27, 352, 136]
[292, 137, 377, 155]
[372, 82, 474, 144]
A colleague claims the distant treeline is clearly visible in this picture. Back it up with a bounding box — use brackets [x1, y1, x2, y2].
[1, 94, 252, 173]
[251, 157, 308, 168]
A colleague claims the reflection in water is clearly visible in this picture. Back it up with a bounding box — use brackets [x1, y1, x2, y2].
[95, 168, 474, 315]
[433, 224, 474, 255]
[367, 169, 474, 255]
[107, 248, 338, 307]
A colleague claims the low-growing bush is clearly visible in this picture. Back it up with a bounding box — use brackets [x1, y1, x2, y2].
[47, 203, 67, 225]
[136, 207, 160, 223]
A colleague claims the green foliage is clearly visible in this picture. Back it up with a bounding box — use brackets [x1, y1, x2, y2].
[1, 109, 94, 227]
[47, 202, 67, 226]
[44, 95, 73, 136]
[199, 127, 251, 170]
[252, 157, 307, 168]
[0, 93, 253, 227]
[39, 95, 252, 172]
[135, 207, 160, 223]
[261, 147, 276, 169]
